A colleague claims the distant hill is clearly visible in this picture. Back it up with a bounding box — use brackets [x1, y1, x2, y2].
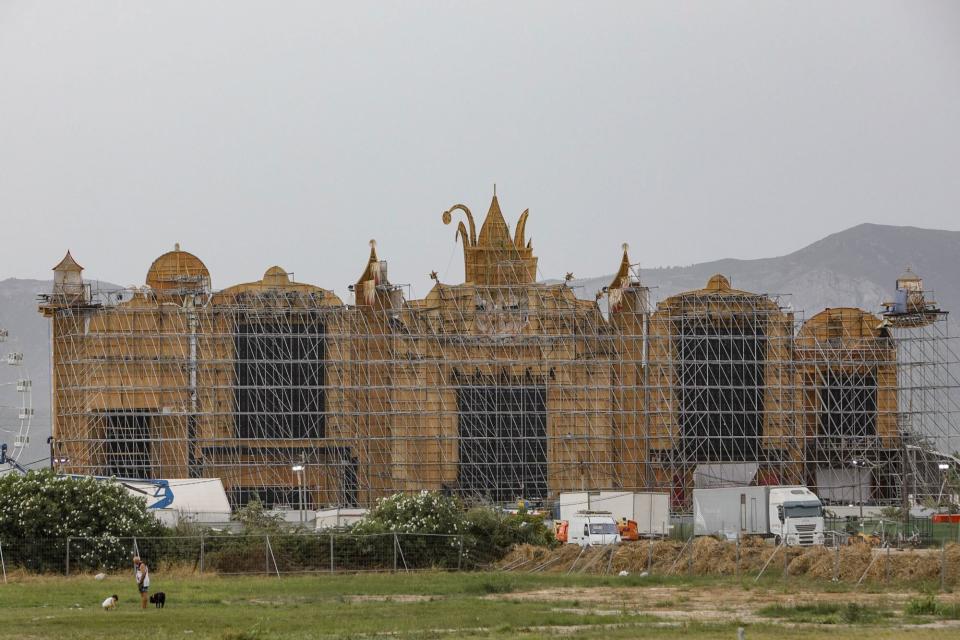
[2, 223, 957, 469]
[567, 223, 960, 317]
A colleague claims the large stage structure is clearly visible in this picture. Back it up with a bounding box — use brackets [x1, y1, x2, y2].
[39, 195, 960, 511]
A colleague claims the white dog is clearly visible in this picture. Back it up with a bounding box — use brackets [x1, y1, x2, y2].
[101, 595, 119, 610]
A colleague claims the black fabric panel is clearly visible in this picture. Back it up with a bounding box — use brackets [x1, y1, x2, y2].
[676, 317, 766, 461]
[103, 411, 152, 479]
[456, 385, 547, 502]
[234, 315, 325, 439]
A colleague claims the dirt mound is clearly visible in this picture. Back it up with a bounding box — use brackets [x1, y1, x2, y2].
[497, 540, 960, 584]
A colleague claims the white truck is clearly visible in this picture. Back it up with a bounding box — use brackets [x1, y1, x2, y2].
[693, 486, 825, 546]
[559, 491, 670, 537]
[563, 510, 622, 546]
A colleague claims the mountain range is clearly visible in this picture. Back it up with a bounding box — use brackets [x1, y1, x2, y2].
[1, 223, 957, 468]
[568, 223, 959, 317]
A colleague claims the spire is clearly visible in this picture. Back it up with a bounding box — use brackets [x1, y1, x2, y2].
[477, 195, 512, 247]
[608, 243, 632, 290]
[357, 239, 381, 284]
[53, 250, 83, 272]
[514, 210, 530, 249]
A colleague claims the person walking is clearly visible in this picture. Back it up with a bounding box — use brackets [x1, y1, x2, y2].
[133, 555, 150, 610]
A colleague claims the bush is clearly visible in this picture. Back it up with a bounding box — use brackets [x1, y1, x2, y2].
[906, 595, 940, 615]
[0, 469, 165, 571]
[348, 492, 557, 569]
[353, 492, 466, 536]
[758, 602, 888, 625]
[465, 575, 517, 594]
[229, 497, 287, 533]
[465, 506, 557, 562]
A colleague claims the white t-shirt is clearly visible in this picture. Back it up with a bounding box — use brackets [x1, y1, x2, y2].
[102, 597, 116, 610]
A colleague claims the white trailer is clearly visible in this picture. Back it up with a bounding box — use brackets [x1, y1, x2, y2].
[693, 486, 770, 538]
[693, 486, 825, 546]
[559, 491, 670, 537]
[119, 477, 232, 527]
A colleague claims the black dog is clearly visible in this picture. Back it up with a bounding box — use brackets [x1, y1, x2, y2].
[149, 592, 166, 608]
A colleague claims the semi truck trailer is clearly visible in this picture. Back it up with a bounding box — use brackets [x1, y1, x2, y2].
[693, 486, 825, 546]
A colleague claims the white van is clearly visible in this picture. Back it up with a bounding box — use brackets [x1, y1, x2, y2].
[566, 511, 621, 546]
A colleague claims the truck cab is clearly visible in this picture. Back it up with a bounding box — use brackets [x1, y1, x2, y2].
[768, 487, 825, 546]
[566, 511, 621, 546]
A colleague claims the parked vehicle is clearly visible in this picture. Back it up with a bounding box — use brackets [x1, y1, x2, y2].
[693, 486, 825, 546]
[617, 517, 640, 541]
[559, 491, 670, 538]
[555, 510, 621, 546]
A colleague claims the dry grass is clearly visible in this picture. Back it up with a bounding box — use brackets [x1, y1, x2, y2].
[499, 540, 960, 584]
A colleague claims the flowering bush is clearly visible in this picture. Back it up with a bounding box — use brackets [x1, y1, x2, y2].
[349, 492, 556, 568]
[0, 469, 164, 571]
[352, 492, 466, 536]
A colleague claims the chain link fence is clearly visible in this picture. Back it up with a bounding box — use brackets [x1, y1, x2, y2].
[4, 533, 958, 589]
[0, 533, 505, 577]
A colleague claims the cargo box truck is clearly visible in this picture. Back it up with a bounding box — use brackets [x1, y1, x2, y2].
[693, 486, 824, 546]
[559, 491, 670, 537]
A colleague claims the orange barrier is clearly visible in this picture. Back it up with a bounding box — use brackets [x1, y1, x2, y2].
[932, 514, 960, 524]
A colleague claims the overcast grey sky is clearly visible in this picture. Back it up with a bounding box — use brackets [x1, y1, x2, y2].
[1, 1, 958, 300]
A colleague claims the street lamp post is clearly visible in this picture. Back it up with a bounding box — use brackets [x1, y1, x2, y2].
[937, 462, 951, 506]
[292, 462, 305, 525]
[851, 459, 867, 521]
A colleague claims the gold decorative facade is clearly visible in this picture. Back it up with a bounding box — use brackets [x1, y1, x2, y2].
[39, 194, 954, 509]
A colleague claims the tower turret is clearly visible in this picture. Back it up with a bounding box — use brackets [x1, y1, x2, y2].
[442, 192, 538, 285]
[51, 251, 87, 302]
[881, 266, 943, 328]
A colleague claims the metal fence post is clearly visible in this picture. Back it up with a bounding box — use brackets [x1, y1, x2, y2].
[457, 535, 464, 571]
[687, 536, 693, 576]
[393, 533, 398, 573]
[0, 540, 7, 584]
[647, 539, 653, 574]
[329, 534, 334, 573]
[265, 536, 280, 578]
[833, 543, 840, 581]
[735, 533, 741, 578]
[941, 540, 946, 592]
[65, 537, 70, 576]
[199, 533, 204, 575]
[884, 545, 890, 583]
[265, 535, 270, 575]
[783, 543, 788, 580]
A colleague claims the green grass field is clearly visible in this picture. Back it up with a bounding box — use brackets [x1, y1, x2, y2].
[2, 571, 959, 639]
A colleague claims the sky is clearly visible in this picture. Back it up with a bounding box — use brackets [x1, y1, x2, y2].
[1, 1, 958, 301]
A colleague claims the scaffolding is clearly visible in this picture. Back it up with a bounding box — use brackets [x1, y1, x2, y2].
[37, 198, 960, 512]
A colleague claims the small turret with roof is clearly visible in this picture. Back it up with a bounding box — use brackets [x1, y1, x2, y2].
[605, 243, 648, 316]
[353, 238, 404, 312]
[52, 250, 86, 301]
[882, 265, 943, 327]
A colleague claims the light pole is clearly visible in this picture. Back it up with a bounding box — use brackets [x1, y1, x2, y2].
[851, 459, 867, 521]
[936, 462, 950, 506]
[292, 462, 305, 525]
